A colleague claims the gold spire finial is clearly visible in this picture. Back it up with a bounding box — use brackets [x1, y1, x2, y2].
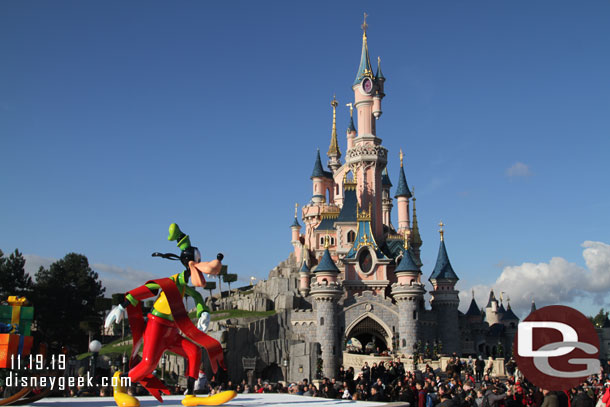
[324, 235, 330, 249]
[411, 186, 415, 200]
[328, 95, 340, 157]
[472, 289, 475, 298]
[439, 221, 445, 241]
[378, 56, 381, 66]
[346, 102, 354, 118]
[362, 12, 368, 37]
[403, 229, 410, 250]
[500, 292, 504, 304]
[294, 203, 298, 218]
[400, 149, 404, 168]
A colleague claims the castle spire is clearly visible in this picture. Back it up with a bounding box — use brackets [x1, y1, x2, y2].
[395, 150, 412, 198]
[354, 13, 374, 85]
[429, 223, 459, 281]
[327, 95, 341, 172]
[410, 191, 423, 249]
[375, 56, 385, 81]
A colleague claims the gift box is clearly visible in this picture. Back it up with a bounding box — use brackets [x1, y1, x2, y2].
[0, 333, 33, 368]
[0, 296, 34, 336]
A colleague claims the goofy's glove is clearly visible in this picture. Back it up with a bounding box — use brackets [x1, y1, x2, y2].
[105, 304, 126, 329]
[197, 312, 210, 333]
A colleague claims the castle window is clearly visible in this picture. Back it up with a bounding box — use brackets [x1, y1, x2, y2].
[413, 310, 417, 320]
[347, 230, 355, 243]
[320, 237, 324, 245]
[402, 339, 406, 347]
[320, 317, 324, 326]
[358, 250, 373, 273]
[331, 237, 335, 245]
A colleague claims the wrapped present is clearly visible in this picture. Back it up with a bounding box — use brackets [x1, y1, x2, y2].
[0, 333, 33, 368]
[0, 296, 34, 336]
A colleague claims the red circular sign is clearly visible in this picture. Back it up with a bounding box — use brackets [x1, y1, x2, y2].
[513, 305, 600, 391]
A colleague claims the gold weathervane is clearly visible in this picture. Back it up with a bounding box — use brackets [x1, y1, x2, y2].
[362, 12, 368, 37]
[403, 229, 410, 250]
[439, 221, 445, 241]
[346, 103, 354, 117]
[294, 203, 298, 218]
[400, 149, 404, 167]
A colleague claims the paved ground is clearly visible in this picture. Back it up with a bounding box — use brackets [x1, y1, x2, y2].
[24, 393, 408, 406]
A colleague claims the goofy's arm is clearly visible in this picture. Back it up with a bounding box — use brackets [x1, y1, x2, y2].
[184, 285, 208, 317]
[125, 282, 161, 307]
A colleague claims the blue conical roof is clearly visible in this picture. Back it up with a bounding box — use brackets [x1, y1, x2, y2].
[395, 248, 420, 272]
[310, 150, 331, 179]
[354, 33, 373, 85]
[382, 168, 392, 187]
[300, 261, 310, 274]
[501, 304, 519, 321]
[486, 290, 497, 308]
[315, 248, 340, 273]
[348, 115, 356, 133]
[394, 165, 412, 198]
[429, 240, 459, 281]
[466, 297, 481, 317]
[376, 57, 385, 81]
[291, 217, 301, 228]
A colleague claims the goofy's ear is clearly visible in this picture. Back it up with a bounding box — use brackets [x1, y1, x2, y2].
[168, 223, 191, 250]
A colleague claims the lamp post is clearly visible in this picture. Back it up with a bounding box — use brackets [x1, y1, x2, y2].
[89, 340, 102, 383]
[161, 354, 166, 380]
[282, 358, 289, 383]
[122, 352, 127, 372]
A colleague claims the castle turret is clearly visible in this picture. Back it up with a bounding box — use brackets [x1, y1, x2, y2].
[530, 299, 537, 314]
[429, 222, 460, 355]
[327, 96, 342, 173]
[373, 56, 384, 119]
[298, 259, 311, 297]
[311, 150, 333, 204]
[381, 168, 393, 228]
[346, 103, 357, 150]
[395, 150, 412, 234]
[392, 234, 425, 355]
[291, 203, 303, 260]
[485, 289, 501, 325]
[310, 239, 342, 379]
[465, 290, 483, 323]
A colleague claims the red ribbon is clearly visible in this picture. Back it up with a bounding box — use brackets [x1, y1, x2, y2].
[125, 277, 225, 400]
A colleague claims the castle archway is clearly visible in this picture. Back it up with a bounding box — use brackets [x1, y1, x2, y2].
[345, 312, 393, 353]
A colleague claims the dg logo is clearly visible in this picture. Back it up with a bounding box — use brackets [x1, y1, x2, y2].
[514, 305, 600, 390]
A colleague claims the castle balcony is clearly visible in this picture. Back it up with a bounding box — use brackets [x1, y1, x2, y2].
[345, 144, 388, 167]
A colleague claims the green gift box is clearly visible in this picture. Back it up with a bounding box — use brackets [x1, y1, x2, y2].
[0, 298, 34, 336]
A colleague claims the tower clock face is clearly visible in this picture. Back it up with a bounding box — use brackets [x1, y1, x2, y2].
[362, 77, 373, 94]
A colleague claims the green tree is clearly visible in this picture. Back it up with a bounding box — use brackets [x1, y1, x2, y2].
[0, 249, 34, 300]
[222, 273, 238, 293]
[33, 253, 105, 352]
[589, 308, 608, 328]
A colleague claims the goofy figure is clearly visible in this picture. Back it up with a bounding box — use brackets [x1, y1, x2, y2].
[105, 223, 236, 407]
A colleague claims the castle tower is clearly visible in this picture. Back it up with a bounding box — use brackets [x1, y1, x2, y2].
[485, 289, 500, 325]
[311, 149, 333, 204]
[395, 150, 412, 234]
[327, 96, 342, 173]
[310, 240, 342, 379]
[345, 15, 387, 242]
[290, 203, 303, 261]
[346, 103, 357, 150]
[465, 290, 483, 324]
[429, 222, 460, 355]
[298, 259, 311, 297]
[391, 233, 426, 355]
[410, 192, 423, 266]
[381, 168, 393, 228]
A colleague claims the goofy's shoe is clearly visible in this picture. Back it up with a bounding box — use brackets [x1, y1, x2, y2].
[182, 390, 237, 406]
[112, 371, 140, 407]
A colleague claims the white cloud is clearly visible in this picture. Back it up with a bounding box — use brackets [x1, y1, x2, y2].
[23, 254, 56, 276]
[505, 161, 532, 177]
[459, 241, 610, 319]
[91, 263, 160, 296]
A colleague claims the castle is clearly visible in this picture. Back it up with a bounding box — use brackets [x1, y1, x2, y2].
[248, 18, 521, 380]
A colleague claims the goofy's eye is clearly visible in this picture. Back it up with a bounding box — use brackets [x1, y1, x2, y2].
[194, 248, 201, 263]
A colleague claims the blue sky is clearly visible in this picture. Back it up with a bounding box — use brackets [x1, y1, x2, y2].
[1, 1, 609, 317]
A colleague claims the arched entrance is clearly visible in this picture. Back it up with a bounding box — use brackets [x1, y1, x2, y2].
[345, 314, 392, 353]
